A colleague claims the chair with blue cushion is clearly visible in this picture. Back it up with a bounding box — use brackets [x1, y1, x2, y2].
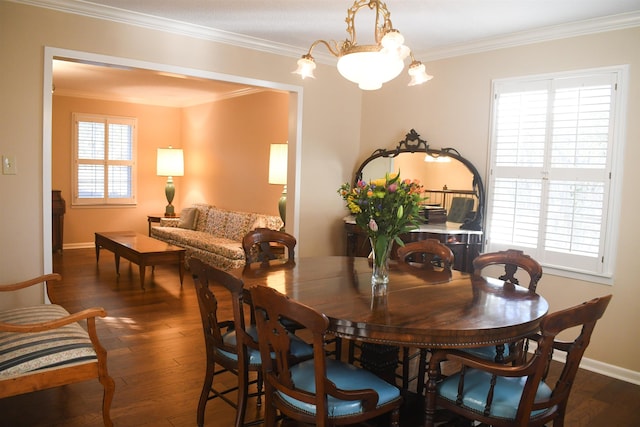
[250, 285, 403, 427]
[394, 239, 454, 394]
[467, 249, 544, 363]
[425, 295, 612, 427]
[191, 258, 313, 427]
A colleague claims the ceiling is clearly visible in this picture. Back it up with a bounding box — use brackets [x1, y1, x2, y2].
[38, 0, 640, 106]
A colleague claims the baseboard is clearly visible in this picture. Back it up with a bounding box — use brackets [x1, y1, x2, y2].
[528, 340, 640, 385]
[63, 242, 95, 250]
[579, 357, 640, 385]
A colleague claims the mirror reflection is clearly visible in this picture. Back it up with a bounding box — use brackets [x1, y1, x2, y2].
[355, 129, 484, 231]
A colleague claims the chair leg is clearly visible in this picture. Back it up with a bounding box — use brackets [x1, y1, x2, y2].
[416, 348, 428, 396]
[197, 361, 215, 427]
[99, 373, 115, 427]
[390, 407, 400, 427]
[235, 366, 249, 427]
[256, 371, 263, 406]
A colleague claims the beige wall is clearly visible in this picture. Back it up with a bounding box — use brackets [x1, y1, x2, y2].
[359, 28, 640, 377]
[0, 2, 361, 302]
[1, 2, 638, 380]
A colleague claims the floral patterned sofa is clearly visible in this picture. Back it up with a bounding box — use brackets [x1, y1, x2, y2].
[150, 203, 283, 270]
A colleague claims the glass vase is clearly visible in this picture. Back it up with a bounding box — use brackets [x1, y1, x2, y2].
[370, 236, 394, 294]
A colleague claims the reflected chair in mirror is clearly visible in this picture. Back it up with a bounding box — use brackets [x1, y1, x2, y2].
[394, 239, 455, 395]
[397, 239, 455, 270]
[250, 285, 403, 427]
[425, 295, 612, 427]
[190, 258, 312, 427]
[242, 228, 296, 264]
[468, 249, 544, 363]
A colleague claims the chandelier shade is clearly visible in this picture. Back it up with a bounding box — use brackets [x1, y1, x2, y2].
[292, 0, 432, 90]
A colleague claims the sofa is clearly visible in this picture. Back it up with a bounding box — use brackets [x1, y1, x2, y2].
[150, 203, 284, 270]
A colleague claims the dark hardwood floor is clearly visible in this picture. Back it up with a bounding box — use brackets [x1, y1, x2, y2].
[1, 248, 638, 426]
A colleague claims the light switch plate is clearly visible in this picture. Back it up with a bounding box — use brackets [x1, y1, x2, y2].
[3, 155, 17, 174]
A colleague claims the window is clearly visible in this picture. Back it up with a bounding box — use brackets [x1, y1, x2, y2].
[72, 113, 137, 206]
[486, 67, 627, 282]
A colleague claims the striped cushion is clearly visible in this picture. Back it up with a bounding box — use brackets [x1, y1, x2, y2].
[0, 304, 97, 379]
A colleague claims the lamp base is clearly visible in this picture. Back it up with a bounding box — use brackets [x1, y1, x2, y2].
[165, 204, 176, 217]
[278, 186, 287, 230]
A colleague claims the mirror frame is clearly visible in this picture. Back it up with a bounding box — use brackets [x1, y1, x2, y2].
[354, 129, 484, 231]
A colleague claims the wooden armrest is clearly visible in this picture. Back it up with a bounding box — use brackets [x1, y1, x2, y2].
[431, 349, 537, 378]
[0, 273, 61, 292]
[0, 306, 107, 333]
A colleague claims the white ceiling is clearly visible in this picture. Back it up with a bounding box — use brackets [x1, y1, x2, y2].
[36, 0, 640, 106]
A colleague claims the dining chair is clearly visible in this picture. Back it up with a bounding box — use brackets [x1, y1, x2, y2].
[250, 285, 403, 427]
[243, 228, 342, 359]
[190, 258, 313, 427]
[425, 295, 612, 427]
[394, 239, 454, 394]
[473, 249, 543, 292]
[242, 227, 296, 264]
[468, 249, 544, 363]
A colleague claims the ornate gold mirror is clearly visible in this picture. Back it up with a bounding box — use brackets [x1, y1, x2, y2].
[354, 129, 484, 231]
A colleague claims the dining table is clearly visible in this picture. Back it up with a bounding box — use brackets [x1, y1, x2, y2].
[238, 255, 549, 426]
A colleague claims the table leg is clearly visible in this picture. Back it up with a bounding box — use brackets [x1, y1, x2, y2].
[424, 362, 439, 427]
[114, 254, 120, 276]
[95, 242, 100, 262]
[359, 343, 399, 385]
[178, 254, 184, 286]
[139, 264, 146, 290]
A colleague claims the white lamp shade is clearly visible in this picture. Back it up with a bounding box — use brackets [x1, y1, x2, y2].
[157, 148, 184, 177]
[337, 51, 405, 90]
[268, 144, 288, 185]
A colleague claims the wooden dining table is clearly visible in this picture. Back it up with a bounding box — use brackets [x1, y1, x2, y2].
[238, 256, 549, 426]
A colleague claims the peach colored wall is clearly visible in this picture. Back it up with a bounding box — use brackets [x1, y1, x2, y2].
[180, 91, 288, 217]
[52, 95, 182, 244]
[52, 91, 288, 246]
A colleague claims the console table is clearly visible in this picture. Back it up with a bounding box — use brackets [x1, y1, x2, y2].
[344, 218, 483, 273]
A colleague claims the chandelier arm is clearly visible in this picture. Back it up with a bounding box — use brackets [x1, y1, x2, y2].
[307, 39, 342, 58]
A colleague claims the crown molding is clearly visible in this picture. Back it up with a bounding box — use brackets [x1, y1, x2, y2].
[420, 11, 640, 61]
[12, 0, 640, 64]
[53, 86, 265, 108]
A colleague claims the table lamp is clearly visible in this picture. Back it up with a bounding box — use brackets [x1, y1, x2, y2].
[268, 143, 287, 227]
[157, 146, 184, 217]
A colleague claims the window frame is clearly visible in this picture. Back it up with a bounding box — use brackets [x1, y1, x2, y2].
[72, 113, 138, 207]
[485, 65, 628, 285]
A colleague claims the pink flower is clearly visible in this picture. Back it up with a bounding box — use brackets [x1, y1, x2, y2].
[388, 183, 398, 192]
[368, 218, 378, 232]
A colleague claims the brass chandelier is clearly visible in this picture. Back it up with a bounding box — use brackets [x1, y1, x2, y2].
[292, 0, 433, 90]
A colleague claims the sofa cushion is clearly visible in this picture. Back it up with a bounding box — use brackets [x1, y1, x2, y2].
[178, 207, 198, 230]
[0, 305, 97, 379]
[224, 211, 257, 241]
[205, 208, 229, 236]
[193, 203, 212, 232]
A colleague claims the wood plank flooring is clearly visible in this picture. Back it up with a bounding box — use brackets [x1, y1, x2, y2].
[0, 248, 638, 426]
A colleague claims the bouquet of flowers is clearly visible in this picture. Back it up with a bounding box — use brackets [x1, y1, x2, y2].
[338, 173, 424, 284]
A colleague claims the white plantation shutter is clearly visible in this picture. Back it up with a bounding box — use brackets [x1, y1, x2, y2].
[486, 68, 625, 279]
[73, 113, 137, 205]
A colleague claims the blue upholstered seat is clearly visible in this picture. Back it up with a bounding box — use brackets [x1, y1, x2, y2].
[437, 369, 552, 420]
[279, 358, 401, 417]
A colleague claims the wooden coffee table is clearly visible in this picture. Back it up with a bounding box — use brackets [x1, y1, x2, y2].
[95, 231, 186, 290]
